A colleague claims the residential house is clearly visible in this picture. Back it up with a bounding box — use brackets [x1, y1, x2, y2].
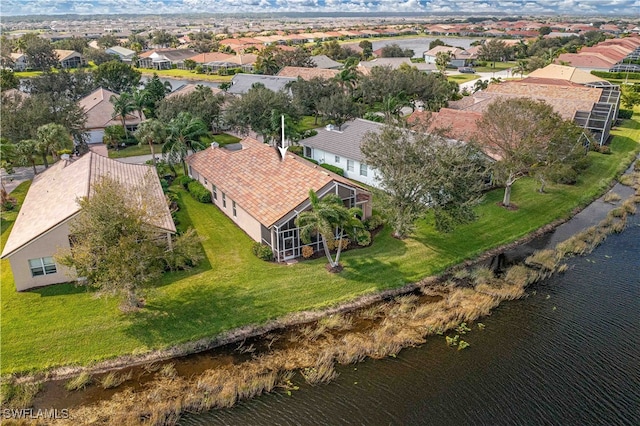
[310, 55, 343, 69]
[276, 66, 339, 80]
[299, 119, 383, 187]
[138, 49, 198, 70]
[78, 88, 145, 144]
[226, 73, 296, 96]
[105, 45, 136, 63]
[9, 52, 27, 71]
[357, 57, 436, 76]
[0, 152, 175, 291]
[165, 83, 222, 100]
[54, 50, 85, 68]
[186, 137, 371, 262]
[423, 46, 474, 67]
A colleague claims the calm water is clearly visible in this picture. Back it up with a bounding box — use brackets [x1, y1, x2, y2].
[182, 214, 640, 425]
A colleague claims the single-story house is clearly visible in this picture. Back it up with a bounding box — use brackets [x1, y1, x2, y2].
[138, 49, 198, 70]
[226, 73, 297, 96]
[186, 137, 371, 262]
[423, 46, 474, 67]
[357, 58, 436, 76]
[54, 49, 85, 68]
[78, 87, 145, 144]
[9, 52, 27, 71]
[276, 66, 339, 80]
[298, 118, 383, 188]
[105, 46, 136, 63]
[311, 55, 343, 69]
[0, 152, 175, 291]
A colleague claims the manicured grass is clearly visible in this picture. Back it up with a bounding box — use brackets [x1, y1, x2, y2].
[211, 133, 241, 146]
[135, 68, 233, 82]
[1, 110, 638, 375]
[296, 116, 326, 132]
[108, 143, 163, 159]
[14, 71, 43, 78]
[473, 61, 517, 73]
[448, 74, 480, 84]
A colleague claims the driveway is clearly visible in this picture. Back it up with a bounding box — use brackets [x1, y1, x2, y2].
[453, 67, 515, 93]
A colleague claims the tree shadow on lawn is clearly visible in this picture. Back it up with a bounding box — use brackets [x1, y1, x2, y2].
[124, 281, 261, 348]
[340, 255, 408, 291]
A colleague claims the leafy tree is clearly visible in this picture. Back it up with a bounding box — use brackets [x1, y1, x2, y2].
[54, 36, 89, 53]
[20, 33, 57, 71]
[55, 175, 204, 311]
[255, 45, 280, 75]
[143, 73, 172, 116]
[190, 39, 219, 53]
[156, 85, 224, 131]
[83, 47, 118, 65]
[317, 92, 361, 130]
[478, 39, 509, 68]
[103, 125, 126, 149]
[24, 69, 96, 101]
[361, 124, 487, 237]
[151, 30, 177, 48]
[97, 34, 120, 49]
[538, 26, 552, 36]
[296, 189, 368, 270]
[224, 84, 297, 143]
[274, 46, 314, 69]
[429, 39, 447, 50]
[134, 119, 166, 164]
[621, 84, 640, 109]
[290, 76, 340, 124]
[162, 112, 209, 175]
[93, 60, 141, 94]
[474, 98, 585, 207]
[526, 56, 546, 72]
[0, 69, 19, 91]
[13, 139, 39, 174]
[36, 123, 73, 167]
[183, 59, 197, 71]
[359, 40, 373, 59]
[126, 34, 148, 51]
[435, 51, 451, 73]
[513, 59, 528, 78]
[110, 92, 135, 138]
[380, 43, 414, 58]
[316, 40, 359, 61]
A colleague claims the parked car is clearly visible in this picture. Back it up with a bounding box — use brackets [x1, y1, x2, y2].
[458, 67, 476, 74]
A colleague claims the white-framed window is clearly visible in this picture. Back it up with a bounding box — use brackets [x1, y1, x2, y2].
[360, 163, 368, 177]
[304, 146, 312, 157]
[232, 201, 237, 217]
[29, 257, 57, 277]
[212, 184, 217, 200]
[222, 192, 226, 208]
[335, 155, 340, 163]
[347, 160, 354, 172]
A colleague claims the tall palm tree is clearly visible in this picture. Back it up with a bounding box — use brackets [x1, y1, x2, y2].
[131, 89, 150, 122]
[134, 119, 166, 165]
[335, 64, 358, 96]
[296, 189, 366, 270]
[110, 92, 135, 138]
[35, 123, 72, 168]
[162, 112, 208, 175]
[513, 59, 528, 78]
[14, 139, 39, 174]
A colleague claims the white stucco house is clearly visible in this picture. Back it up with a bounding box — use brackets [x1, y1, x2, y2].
[298, 119, 384, 188]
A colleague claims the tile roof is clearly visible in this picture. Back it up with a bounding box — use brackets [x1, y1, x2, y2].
[310, 55, 343, 70]
[527, 64, 606, 84]
[165, 84, 222, 99]
[276, 66, 339, 80]
[1, 152, 175, 258]
[299, 119, 383, 163]
[186, 51, 233, 63]
[54, 49, 80, 61]
[78, 87, 143, 129]
[187, 138, 360, 227]
[555, 53, 617, 69]
[227, 74, 296, 95]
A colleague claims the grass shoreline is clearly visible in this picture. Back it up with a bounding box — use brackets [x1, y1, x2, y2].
[1, 110, 639, 380]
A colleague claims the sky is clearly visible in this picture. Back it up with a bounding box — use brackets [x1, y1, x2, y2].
[0, 0, 638, 16]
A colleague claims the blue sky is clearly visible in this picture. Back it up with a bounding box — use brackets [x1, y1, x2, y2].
[0, 0, 638, 16]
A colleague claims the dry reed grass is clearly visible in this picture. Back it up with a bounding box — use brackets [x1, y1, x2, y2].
[100, 370, 133, 390]
[603, 192, 621, 203]
[318, 314, 353, 331]
[65, 372, 92, 391]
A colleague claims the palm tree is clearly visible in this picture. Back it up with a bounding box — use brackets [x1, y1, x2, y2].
[134, 119, 166, 165]
[513, 59, 528, 78]
[131, 89, 150, 122]
[335, 64, 358, 96]
[295, 189, 366, 270]
[35, 123, 72, 168]
[162, 112, 208, 175]
[379, 92, 409, 122]
[14, 139, 39, 174]
[110, 92, 135, 138]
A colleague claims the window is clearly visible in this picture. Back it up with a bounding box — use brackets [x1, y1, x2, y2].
[222, 192, 226, 208]
[212, 184, 217, 200]
[360, 163, 368, 177]
[347, 160, 354, 172]
[232, 201, 237, 217]
[29, 257, 57, 277]
[335, 155, 340, 163]
[304, 146, 312, 158]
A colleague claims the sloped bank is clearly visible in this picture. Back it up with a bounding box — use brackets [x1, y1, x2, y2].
[5, 163, 638, 426]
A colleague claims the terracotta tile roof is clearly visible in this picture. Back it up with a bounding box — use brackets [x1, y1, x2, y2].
[527, 64, 606, 84]
[1, 152, 175, 258]
[186, 137, 361, 227]
[54, 49, 79, 61]
[186, 52, 233, 64]
[578, 46, 630, 62]
[556, 53, 616, 69]
[78, 88, 144, 129]
[277, 66, 339, 80]
[165, 84, 222, 99]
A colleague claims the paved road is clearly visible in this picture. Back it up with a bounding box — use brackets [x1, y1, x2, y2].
[452, 67, 515, 93]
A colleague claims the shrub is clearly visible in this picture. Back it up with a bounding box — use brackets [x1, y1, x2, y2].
[289, 145, 303, 155]
[591, 70, 640, 80]
[549, 165, 578, 185]
[301, 245, 314, 258]
[355, 230, 371, 246]
[187, 180, 212, 203]
[363, 214, 384, 231]
[597, 145, 611, 155]
[338, 238, 350, 250]
[304, 157, 319, 165]
[320, 163, 344, 176]
[177, 175, 194, 189]
[475, 60, 487, 67]
[65, 372, 92, 391]
[252, 242, 273, 261]
[618, 109, 633, 119]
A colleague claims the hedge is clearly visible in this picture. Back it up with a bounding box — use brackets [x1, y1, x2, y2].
[176, 175, 194, 190]
[591, 70, 640, 80]
[618, 109, 633, 120]
[187, 180, 212, 203]
[320, 163, 344, 176]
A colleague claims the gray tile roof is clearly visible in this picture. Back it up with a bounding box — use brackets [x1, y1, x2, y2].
[299, 119, 383, 163]
[310, 55, 343, 69]
[227, 74, 297, 95]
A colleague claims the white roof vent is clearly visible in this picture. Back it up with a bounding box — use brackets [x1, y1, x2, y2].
[325, 124, 334, 131]
[210, 142, 219, 149]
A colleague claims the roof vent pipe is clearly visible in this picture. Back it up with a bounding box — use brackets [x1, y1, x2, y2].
[211, 142, 219, 149]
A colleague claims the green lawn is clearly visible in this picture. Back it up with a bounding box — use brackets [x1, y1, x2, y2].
[1, 111, 639, 375]
[136, 68, 233, 82]
[473, 61, 517, 73]
[448, 74, 480, 84]
[108, 143, 163, 159]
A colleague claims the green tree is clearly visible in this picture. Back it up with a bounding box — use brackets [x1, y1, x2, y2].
[359, 40, 373, 59]
[0, 69, 19, 91]
[538, 26, 552, 36]
[317, 92, 361, 130]
[13, 139, 39, 174]
[379, 43, 414, 58]
[156, 85, 224, 132]
[183, 59, 197, 71]
[361, 125, 487, 238]
[162, 112, 209, 175]
[435, 51, 451, 73]
[21, 33, 57, 71]
[97, 34, 120, 49]
[290, 76, 340, 124]
[54, 36, 89, 53]
[36, 123, 72, 167]
[151, 30, 177, 48]
[429, 39, 447, 50]
[621, 84, 640, 109]
[296, 189, 368, 270]
[134, 119, 166, 164]
[274, 46, 314, 69]
[255, 45, 280, 75]
[513, 59, 528, 78]
[24, 68, 96, 101]
[103, 125, 126, 150]
[478, 39, 509, 68]
[55, 175, 203, 311]
[93, 60, 142, 94]
[110, 92, 135, 138]
[83, 47, 118, 65]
